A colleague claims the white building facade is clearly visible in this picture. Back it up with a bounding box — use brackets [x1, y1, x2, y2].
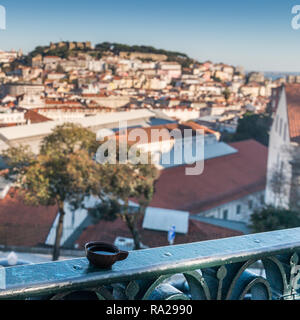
[197, 191, 265, 224]
[265, 85, 295, 209]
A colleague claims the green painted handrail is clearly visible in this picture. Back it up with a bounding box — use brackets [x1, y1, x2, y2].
[1, 228, 300, 300]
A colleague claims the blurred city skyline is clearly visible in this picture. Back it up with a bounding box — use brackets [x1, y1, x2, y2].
[0, 0, 299, 72]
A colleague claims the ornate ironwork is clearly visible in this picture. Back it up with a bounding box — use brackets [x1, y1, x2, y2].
[0, 228, 300, 300]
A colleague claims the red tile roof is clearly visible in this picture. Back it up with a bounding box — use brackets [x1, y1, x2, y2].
[24, 110, 52, 124]
[0, 124, 18, 128]
[150, 140, 267, 214]
[116, 122, 218, 145]
[0, 190, 57, 247]
[285, 84, 300, 142]
[76, 216, 242, 249]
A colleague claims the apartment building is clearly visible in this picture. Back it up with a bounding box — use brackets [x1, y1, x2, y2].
[265, 84, 300, 210]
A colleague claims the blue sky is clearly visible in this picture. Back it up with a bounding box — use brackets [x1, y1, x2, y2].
[0, 0, 299, 72]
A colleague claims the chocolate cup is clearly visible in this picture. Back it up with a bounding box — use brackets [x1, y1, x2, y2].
[85, 242, 129, 268]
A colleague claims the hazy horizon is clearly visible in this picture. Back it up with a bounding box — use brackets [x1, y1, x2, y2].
[0, 0, 300, 72]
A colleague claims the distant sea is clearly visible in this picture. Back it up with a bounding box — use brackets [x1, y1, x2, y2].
[246, 71, 300, 81]
[264, 72, 300, 81]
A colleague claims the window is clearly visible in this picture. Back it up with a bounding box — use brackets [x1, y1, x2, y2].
[284, 123, 287, 141]
[248, 200, 253, 210]
[236, 205, 241, 215]
[223, 210, 228, 220]
[279, 118, 283, 136]
[72, 212, 75, 227]
[260, 195, 265, 205]
[280, 161, 284, 175]
[275, 116, 279, 132]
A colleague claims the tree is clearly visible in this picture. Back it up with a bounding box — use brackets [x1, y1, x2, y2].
[2, 124, 101, 261]
[2, 124, 159, 256]
[40, 123, 98, 156]
[1, 145, 35, 177]
[94, 42, 195, 67]
[288, 146, 300, 213]
[266, 145, 300, 213]
[223, 88, 231, 101]
[250, 206, 300, 233]
[268, 166, 289, 208]
[224, 112, 272, 146]
[212, 76, 222, 83]
[89, 142, 160, 250]
[56, 64, 65, 73]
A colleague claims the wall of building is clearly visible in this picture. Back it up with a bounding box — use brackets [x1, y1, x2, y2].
[159, 108, 200, 121]
[265, 88, 292, 208]
[0, 113, 153, 154]
[91, 96, 131, 109]
[1, 84, 44, 98]
[0, 112, 25, 124]
[196, 191, 265, 224]
[45, 197, 100, 248]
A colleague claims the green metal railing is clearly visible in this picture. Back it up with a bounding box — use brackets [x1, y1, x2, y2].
[0, 228, 300, 300]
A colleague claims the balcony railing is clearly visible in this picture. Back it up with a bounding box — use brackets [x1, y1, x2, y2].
[0, 228, 300, 300]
